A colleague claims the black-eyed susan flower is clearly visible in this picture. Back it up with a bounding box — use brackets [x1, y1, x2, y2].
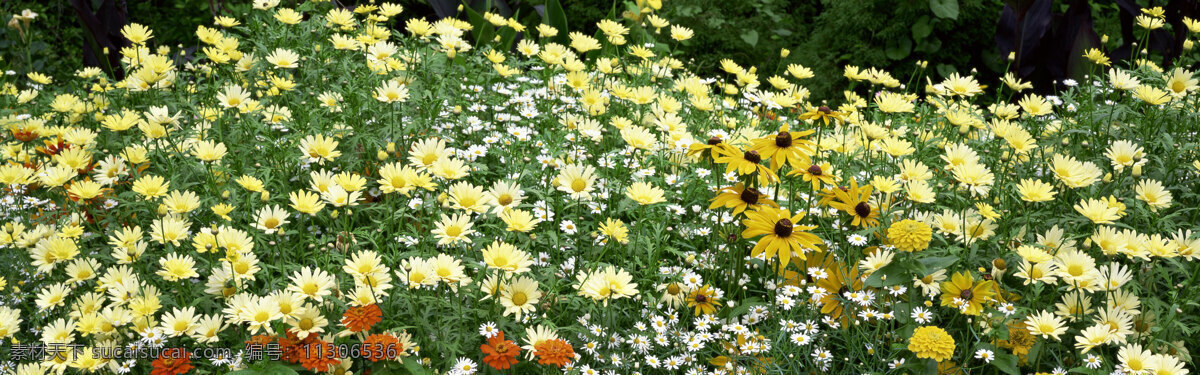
[939, 271, 995, 315]
[828, 179, 880, 227]
[749, 124, 815, 171]
[797, 105, 846, 126]
[686, 284, 721, 316]
[708, 182, 778, 216]
[712, 144, 777, 183]
[741, 206, 821, 267]
[686, 136, 724, 161]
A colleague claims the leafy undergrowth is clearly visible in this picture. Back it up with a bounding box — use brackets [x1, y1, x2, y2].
[1, 1, 1199, 375]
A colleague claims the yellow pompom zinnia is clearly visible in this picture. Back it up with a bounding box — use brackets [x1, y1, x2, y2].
[908, 326, 956, 362]
[888, 219, 932, 252]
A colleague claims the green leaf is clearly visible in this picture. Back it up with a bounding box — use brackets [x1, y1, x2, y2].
[894, 302, 913, 324]
[401, 356, 432, 374]
[992, 353, 1020, 375]
[864, 260, 910, 287]
[912, 17, 934, 40]
[917, 256, 958, 275]
[461, 4, 496, 47]
[725, 297, 764, 318]
[885, 36, 913, 60]
[935, 63, 957, 78]
[543, 0, 569, 45]
[929, 0, 960, 20]
[921, 358, 939, 375]
[740, 30, 759, 47]
[916, 37, 943, 53]
[498, 26, 518, 51]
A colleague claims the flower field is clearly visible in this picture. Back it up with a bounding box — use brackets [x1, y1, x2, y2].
[2, 1, 1200, 374]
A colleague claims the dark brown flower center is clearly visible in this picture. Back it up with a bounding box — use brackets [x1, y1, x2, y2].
[807, 165, 823, 176]
[854, 202, 871, 218]
[775, 131, 792, 148]
[707, 136, 722, 146]
[739, 188, 760, 205]
[818, 106, 832, 114]
[695, 294, 708, 303]
[774, 219, 793, 237]
[961, 289, 973, 300]
[743, 150, 762, 164]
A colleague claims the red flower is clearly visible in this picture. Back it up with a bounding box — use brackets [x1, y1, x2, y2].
[298, 339, 342, 372]
[341, 304, 382, 333]
[480, 331, 521, 370]
[151, 348, 193, 375]
[278, 331, 313, 364]
[245, 334, 274, 348]
[362, 333, 400, 362]
[533, 339, 575, 367]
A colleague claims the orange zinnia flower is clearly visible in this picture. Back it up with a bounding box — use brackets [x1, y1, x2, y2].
[341, 303, 382, 332]
[278, 331, 314, 364]
[151, 348, 193, 375]
[480, 331, 521, 370]
[533, 339, 575, 367]
[298, 339, 342, 372]
[362, 333, 401, 362]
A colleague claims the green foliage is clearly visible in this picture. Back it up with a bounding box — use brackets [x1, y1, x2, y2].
[0, 1, 85, 77]
[661, 0, 1005, 100]
[1, 0, 244, 78]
